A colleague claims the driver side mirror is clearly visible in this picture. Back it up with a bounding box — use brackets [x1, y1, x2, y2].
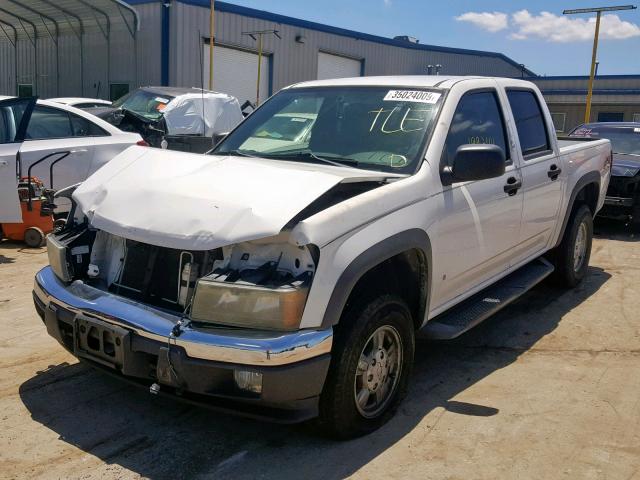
[442, 144, 506, 185]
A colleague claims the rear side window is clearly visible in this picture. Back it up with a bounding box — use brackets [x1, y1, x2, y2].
[507, 90, 550, 158]
[442, 90, 509, 167]
[26, 106, 73, 139]
[70, 113, 108, 136]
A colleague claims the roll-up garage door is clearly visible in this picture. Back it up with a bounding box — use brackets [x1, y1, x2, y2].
[317, 52, 362, 80]
[203, 44, 270, 106]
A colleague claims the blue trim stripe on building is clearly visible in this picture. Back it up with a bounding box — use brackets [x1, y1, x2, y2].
[540, 89, 640, 96]
[161, 3, 170, 86]
[125, 0, 535, 76]
[527, 75, 640, 81]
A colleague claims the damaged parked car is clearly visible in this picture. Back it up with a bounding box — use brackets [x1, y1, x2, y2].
[34, 76, 611, 438]
[87, 86, 243, 153]
[568, 122, 640, 226]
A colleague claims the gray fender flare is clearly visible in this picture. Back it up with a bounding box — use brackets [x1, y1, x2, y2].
[554, 171, 601, 248]
[320, 228, 432, 329]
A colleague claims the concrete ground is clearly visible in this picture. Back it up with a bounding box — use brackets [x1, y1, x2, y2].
[1, 220, 639, 480]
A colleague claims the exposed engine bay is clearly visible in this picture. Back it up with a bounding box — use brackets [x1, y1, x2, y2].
[49, 224, 318, 330]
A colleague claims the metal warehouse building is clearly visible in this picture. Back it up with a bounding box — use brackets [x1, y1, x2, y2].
[0, 0, 534, 105]
[529, 75, 640, 133]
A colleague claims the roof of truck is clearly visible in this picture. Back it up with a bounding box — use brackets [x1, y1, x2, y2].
[288, 75, 523, 90]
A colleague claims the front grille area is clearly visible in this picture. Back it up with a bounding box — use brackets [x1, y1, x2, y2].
[108, 240, 220, 312]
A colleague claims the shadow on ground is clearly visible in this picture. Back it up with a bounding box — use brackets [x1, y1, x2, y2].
[19, 231, 621, 479]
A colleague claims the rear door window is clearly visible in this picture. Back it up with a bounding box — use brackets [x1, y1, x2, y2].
[26, 106, 73, 140]
[442, 90, 510, 167]
[506, 90, 551, 158]
[70, 113, 108, 137]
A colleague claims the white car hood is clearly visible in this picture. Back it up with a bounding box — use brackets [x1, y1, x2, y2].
[73, 146, 394, 250]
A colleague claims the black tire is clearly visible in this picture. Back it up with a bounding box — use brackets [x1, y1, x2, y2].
[318, 294, 415, 439]
[551, 204, 593, 287]
[23, 226, 45, 248]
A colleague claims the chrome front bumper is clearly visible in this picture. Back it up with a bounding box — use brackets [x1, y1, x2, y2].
[33, 266, 333, 367]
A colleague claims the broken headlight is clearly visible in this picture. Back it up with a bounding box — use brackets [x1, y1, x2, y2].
[190, 241, 316, 331]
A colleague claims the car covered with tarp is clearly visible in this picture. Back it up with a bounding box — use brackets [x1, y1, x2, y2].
[88, 86, 244, 153]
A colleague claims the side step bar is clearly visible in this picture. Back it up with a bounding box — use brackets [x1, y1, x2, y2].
[419, 258, 554, 340]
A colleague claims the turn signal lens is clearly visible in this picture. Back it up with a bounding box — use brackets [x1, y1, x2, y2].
[136, 139, 150, 147]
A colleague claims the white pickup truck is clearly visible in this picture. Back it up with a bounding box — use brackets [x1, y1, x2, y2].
[34, 76, 611, 438]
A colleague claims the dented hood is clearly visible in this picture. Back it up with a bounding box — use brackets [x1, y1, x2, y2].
[73, 146, 393, 250]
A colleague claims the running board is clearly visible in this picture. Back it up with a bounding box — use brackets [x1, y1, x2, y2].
[419, 258, 554, 340]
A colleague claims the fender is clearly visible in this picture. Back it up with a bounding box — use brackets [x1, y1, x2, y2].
[554, 171, 601, 248]
[320, 228, 432, 329]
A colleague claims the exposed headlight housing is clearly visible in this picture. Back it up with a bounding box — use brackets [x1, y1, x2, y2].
[190, 240, 316, 331]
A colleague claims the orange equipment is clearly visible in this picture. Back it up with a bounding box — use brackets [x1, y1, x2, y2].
[0, 177, 55, 247]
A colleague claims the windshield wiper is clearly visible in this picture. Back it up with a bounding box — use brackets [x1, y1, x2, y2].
[261, 150, 360, 168]
[213, 149, 260, 158]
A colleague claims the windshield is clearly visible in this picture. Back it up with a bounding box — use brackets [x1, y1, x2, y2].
[570, 125, 640, 155]
[112, 90, 175, 121]
[212, 86, 443, 173]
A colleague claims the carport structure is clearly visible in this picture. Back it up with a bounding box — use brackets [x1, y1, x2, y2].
[0, 0, 139, 97]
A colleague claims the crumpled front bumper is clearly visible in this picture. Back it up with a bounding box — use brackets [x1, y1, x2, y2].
[33, 266, 333, 422]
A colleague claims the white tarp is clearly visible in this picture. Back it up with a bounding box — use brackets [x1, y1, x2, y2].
[162, 92, 243, 137]
[72, 146, 393, 250]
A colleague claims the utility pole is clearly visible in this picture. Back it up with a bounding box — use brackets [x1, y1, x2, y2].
[563, 5, 636, 123]
[208, 0, 214, 90]
[242, 30, 280, 106]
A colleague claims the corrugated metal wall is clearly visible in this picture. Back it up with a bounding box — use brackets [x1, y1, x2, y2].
[546, 103, 640, 132]
[0, 1, 527, 98]
[169, 2, 525, 93]
[0, 2, 162, 99]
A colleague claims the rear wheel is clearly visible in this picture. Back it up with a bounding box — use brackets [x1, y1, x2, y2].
[551, 204, 593, 287]
[318, 294, 414, 439]
[23, 227, 45, 248]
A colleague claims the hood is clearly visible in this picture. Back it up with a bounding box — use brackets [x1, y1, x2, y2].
[73, 146, 397, 250]
[612, 153, 640, 177]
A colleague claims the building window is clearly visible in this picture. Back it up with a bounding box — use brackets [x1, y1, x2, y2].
[551, 113, 566, 133]
[633, 113, 640, 123]
[18, 84, 33, 98]
[597, 112, 624, 122]
[110, 83, 130, 102]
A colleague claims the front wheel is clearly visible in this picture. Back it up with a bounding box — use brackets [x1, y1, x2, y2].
[551, 204, 593, 287]
[318, 294, 414, 439]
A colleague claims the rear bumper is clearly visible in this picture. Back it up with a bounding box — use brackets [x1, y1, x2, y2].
[33, 266, 333, 423]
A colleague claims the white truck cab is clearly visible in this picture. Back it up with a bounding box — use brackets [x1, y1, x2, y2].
[33, 76, 611, 438]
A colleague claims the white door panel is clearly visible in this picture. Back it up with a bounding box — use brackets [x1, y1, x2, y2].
[0, 143, 22, 222]
[0, 97, 36, 223]
[18, 138, 95, 190]
[518, 154, 563, 254]
[504, 89, 563, 258]
[432, 168, 523, 307]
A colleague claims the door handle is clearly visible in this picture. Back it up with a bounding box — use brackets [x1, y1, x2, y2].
[503, 176, 522, 196]
[0, 160, 7, 167]
[547, 164, 562, 180]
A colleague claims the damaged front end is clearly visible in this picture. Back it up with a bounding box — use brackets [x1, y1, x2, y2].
[35, 204, 336, 421]
[600, 161, 640, 223]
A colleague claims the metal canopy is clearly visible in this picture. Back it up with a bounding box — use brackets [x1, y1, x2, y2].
[0, 0, 138, 39]
[0, 0, 139, 96]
